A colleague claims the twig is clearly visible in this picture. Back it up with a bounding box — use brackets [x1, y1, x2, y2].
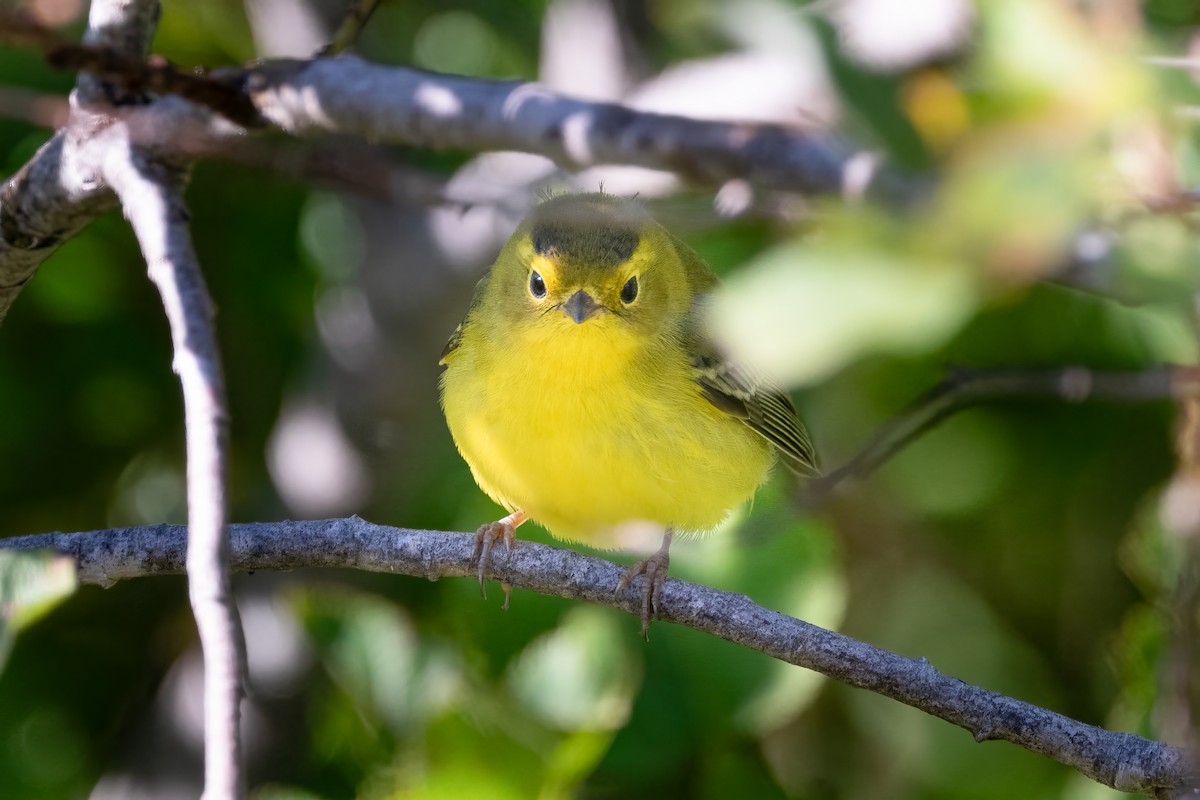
[101, 137, 243, 800]
[1, 518, 1194, 796]
[0, 86, 70, 128]
[1159, 394, 1200, 752]
[4, 3, 246, 794]
[1157, 280, 1200, 757]
[806, 365, 1200, 504]
[0, 11, 260, 126]
[319, 0, 384, 56]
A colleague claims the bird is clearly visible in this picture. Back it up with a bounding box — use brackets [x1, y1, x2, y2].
[438, 192, 816, 635]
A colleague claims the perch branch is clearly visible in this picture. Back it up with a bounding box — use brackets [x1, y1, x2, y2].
[1, 518, 1195, 797]
[101, 138, 243, 799]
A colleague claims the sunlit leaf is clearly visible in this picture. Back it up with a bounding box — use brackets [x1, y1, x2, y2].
[291, 587, 463, 734]
[0, 551, 77, 674]
[507, 606, 641, 732]
[708, 240, 975, 387]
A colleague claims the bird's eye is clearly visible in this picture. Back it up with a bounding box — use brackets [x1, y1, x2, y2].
[620, 275, 639, 304]
[529, 270, 547, 299]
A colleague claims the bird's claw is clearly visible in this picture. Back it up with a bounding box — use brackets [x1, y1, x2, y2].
[471, 519, 516, 599]
[617, 544, 671, 640]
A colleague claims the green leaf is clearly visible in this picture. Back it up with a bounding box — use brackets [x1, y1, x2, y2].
[507, 606, 641, 733]
[708, 240, 975, 387]
[0, 550, 77, 674]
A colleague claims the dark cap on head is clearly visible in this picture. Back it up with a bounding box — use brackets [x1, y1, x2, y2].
[529, 194, 643, 268]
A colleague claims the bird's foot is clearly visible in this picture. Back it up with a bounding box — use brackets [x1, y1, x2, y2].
[617, 531, 673, 639]
[470, 510, 527, 601]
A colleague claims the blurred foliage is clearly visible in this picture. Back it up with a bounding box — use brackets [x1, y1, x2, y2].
[1, 0, 1198, 798]
[0, 551, 77, 672]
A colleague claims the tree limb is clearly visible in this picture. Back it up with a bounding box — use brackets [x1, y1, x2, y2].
[0, 10, 907, 322]
[0, 132, 117, 318]
[1, 518, 1193, 797]
[99, 115, 244, 800]
[241, 56, 879, 198]
[2, 2, 250, 794]
[101, 152, 244, 799]
[0, 13, 896, 201]
[1, 10, 259, 125]
[0, 1, 169, 323]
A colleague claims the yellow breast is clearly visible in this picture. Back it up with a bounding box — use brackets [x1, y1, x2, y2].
[440, 313, 774, 549]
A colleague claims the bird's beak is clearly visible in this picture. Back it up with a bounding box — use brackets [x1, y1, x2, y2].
[562, 290, 604, 324]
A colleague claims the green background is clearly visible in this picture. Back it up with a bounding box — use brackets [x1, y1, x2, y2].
[2, 0, 1199, 797]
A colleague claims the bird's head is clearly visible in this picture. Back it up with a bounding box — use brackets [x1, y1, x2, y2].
[490, 194, 696, 345]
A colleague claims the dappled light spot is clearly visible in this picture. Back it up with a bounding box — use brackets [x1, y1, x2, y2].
[267, 402, 369, 517]
[414, 82, 464, 120]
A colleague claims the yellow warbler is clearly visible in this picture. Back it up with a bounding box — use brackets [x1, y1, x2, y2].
[439, 193, 816, 633]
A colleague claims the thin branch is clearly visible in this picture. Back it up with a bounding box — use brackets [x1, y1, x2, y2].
[1159, 394, 1200, 752]
[76, 0, 160, 58]
[0, 1, 166, 323]
[0, 11, 260, 125]
[0, 84, 455, 204]
[3, 3, 248, 794]
[319, 0, 384, 56]
[1, 518, 1194, 796]
[101, 138, 243, 800]
[0, 131, 117, 319]
[1158, 279, 1200, 754]
[0, 86, 70, 128]
[806, 365, 1200, 504]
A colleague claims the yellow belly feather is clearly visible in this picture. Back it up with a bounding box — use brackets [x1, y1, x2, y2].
[440, 315, 774, 548]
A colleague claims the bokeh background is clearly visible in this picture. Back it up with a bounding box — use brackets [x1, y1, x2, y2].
[2, 0, 1200, 797]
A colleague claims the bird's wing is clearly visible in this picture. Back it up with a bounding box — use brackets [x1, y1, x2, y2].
[439, 270, 491, 365]
[691, 345, 819, 477]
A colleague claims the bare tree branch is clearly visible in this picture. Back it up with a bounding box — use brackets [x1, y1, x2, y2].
[2, 518, 1194, 796]
[806, 365, 1200, 504]
[0, 18, 909, 324]
[241, 57, 882, 198]
[1160, 394, 1200, 753]
[2, 3, 250, 793]
[100, 123, 244, 800]
[0, 13, 895, 201]
[0, 84, 447, 205]
[1157, 285, 1200, 756]
[0, 131, 117, 319]
[0, 9, 912, 323]
[1, 10, 259, 125]
[0, 1, 168, 323]
[4, 8, 1184, 797]
[319, 0, 384, 56]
